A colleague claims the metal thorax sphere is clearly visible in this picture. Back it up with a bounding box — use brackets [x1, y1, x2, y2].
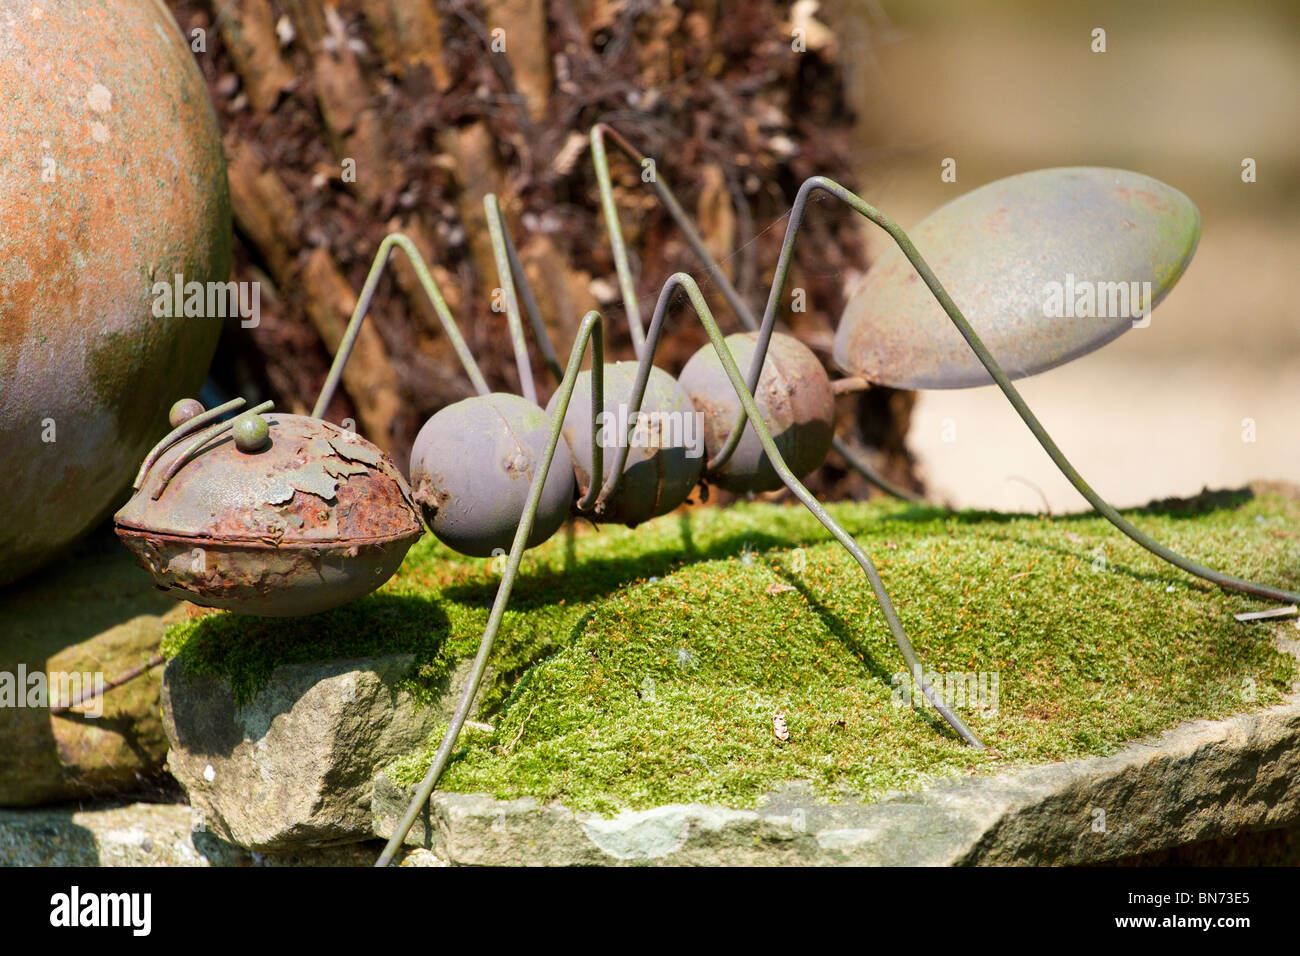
[833, 167, 1201, 389]
[409, 393, 576, 558]
[546, 363, 704, 526]
[0, 0, 231, 587]
[679, 332, 835, 494]
[115, 413, 423, 617]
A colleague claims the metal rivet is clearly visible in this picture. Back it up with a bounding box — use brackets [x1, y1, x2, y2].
[232, 412, 271, 453]
[168, 398, 205, 429]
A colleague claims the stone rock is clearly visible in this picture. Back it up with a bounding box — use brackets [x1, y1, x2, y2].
[373, 690, 1300, 865]
[3, 795, 1293, 867]
[0, 801, 434, 866]
[0, 528, 180, 806]
[162, 654, 469, 851]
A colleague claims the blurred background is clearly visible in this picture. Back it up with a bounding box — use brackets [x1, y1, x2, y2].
[847, 0, 1300, 510]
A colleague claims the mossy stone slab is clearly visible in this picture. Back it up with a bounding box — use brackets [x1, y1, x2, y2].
[0, 526, 180, 806]
[373, 683, 1300, 865]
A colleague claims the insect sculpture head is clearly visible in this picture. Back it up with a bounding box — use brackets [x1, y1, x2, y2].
[116, 405, 423, 617]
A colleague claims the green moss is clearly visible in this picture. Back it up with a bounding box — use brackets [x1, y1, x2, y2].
[164, 488, 1300, 813]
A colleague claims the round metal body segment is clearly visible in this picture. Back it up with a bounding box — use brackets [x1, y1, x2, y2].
[0, 0, 232, 586]
[833, 167, 1201, 389]
[115, 415, 423, 617]
[680, 332, 834, 494]
[409, 393, 575, 558]
[546, 362, 704, 526]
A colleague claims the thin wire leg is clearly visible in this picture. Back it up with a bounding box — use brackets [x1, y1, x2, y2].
[312, 233, 490, 418]
[600, 272, 980, 746]
[670, 274, 981, 747]
[485, 194, 538, 404]
[576, 325, 606, 513]
[499, 214, 565, 386]
[774, 177, 1300, 606]
[591, 125, 759, 341]
[591, 127, 647, 357]
[605, 151, 1299, 603]
[375, 311, 606, 868]
[831, 435, 923, 503]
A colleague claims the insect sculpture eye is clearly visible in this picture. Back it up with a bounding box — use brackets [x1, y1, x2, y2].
[409, 392, 575, 558]
[231, 411, 271, 453]
[168, 398, 206, 429]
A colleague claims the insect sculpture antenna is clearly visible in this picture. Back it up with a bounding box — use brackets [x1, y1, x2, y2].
[311, 207, 586, 562]
[312, 200, 556, 419]
[492, 199, 565, 385]
[484, 193, 539, 405]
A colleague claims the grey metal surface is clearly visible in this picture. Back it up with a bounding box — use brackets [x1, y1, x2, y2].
[547, 362, 704, 526]
[410, 393, 575, 558]
[680, 332, 834, 493]
[833, 167, 1201, 388]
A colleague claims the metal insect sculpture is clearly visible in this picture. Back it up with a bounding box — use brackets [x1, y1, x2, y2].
[112, 124, 1300, 868]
